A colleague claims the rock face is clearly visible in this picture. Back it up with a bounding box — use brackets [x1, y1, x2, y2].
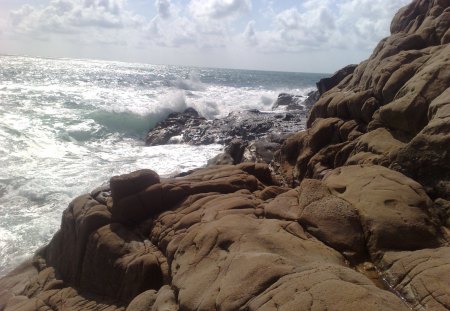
[277, 0, 450, 196]
[1, 1, 450, 310]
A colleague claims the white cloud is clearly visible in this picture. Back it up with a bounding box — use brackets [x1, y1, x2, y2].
[243, 20, 256, 46]
[189, 0, 251, 20]
[244, 0, 410, 53]
[156, 0, 171, 19]
[145, 15, 198, 47]
[144, 0, 239, 49]
[9, 0, 143, 38]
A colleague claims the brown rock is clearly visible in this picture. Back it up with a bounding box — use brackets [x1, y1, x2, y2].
[0, 261, 38, 310]
[324, 165, 440, 259]
[264, 179, 366, 262]
[170, 214, 406, 311]
[394, 86, 450, 199]
[380, 247, 450, 310]
[42, 194, 112, 286]
[1, 2, 449, 310]
[316, 64, 357, 95]
[126, 286, 178, 311]
[80, 223, 167, 302]
[278, 117, 344, 185]
[110, 169, 160, 203]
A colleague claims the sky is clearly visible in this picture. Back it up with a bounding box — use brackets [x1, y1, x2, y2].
[0, 0, 411, 73]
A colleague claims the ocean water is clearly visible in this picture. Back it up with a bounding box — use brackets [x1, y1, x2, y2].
[0, 55, 326, 276]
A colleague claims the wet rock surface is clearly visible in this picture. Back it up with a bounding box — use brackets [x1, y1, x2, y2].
[146, 108, 309, 165]
[1, 1, 450, 310]
[146, 108, 308, 147]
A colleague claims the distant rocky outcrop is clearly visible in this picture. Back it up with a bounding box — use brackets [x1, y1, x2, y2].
[271, 91, 320, 111]
[271, 93, 304, 110]
[146, 108, 308, 165]
[1, 1, 450, 310]
[145, 107, 205, 145]
[145, 108, 307, 147]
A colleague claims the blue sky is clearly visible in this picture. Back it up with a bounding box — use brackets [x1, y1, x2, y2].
[0, 0, 410, 73]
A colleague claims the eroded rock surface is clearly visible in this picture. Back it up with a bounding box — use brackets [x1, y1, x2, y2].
[0, 165, 414, 310]
[276, 0, 450, 200]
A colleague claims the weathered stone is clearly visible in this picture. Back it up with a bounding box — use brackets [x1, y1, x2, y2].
[380, 247, 450, 310]
[324, 165, 440, 259]
[110, 169, 160, 204]
[316, 64, 357, 95]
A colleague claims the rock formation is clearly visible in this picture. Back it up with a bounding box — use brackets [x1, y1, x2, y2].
[1, 0, 449, 310]
[145, 108, 307, 147]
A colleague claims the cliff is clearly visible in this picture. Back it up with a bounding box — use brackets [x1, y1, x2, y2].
[1, 1, 449, 310]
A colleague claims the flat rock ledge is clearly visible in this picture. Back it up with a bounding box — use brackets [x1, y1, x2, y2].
[1, 0, 450, 310]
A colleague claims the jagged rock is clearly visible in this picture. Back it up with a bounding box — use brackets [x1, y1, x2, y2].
[145, 108, 205, 145]
[207, 139, 247, 166]
[271, 93, 305, 110]
[303, 89, 320, 109]
[146, 108, 307, 147]
[316, 64, 357, 95]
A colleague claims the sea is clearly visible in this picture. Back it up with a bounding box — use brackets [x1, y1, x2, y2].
[0, 55, 326, 276]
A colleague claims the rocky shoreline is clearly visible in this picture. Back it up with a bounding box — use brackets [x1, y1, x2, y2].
[1, 0, 450, 310]
[144, 93, 316, 165]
